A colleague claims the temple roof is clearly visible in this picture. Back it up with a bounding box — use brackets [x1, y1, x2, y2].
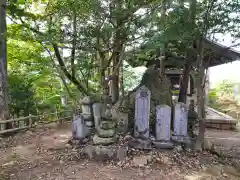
[125, 37, 240, 68]
[202, 38, 240, 67]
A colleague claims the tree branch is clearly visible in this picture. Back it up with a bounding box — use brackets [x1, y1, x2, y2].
[52, 43, 88, 96]
[40, 42, 75, 101]
[71, 9, 77, 77]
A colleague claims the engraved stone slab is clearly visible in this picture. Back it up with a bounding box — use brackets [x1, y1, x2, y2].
[72, 114, 89, 140]
[134, 86, 151, 139]
[155, 105, 171, 141]
[173, 102, 188, 136]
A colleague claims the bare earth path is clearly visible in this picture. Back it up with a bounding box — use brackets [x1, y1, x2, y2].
[0, 123, 239, 180]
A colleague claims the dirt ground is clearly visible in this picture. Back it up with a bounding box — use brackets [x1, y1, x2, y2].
[0, 123, 240, 180]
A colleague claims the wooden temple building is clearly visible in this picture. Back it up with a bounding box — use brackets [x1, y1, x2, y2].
[126, 37, 240, 130]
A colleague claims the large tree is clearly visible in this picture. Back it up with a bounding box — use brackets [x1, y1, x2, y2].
[0, 0, 9, 128]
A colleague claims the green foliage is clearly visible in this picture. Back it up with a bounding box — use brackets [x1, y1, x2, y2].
[8, 73, 36, 117]
[208, 81, 240, 119]
[4, 0, 240, 117]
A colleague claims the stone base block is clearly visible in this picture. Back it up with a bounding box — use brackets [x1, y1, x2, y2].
[128, 138, 152, 150]
[172, 135, 191, 144]
[152, 140, 174, 149]
[82, 145, 126, 161]
[93, 134, 117, 145]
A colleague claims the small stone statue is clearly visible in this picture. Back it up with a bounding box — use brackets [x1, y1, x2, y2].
[93, 104, 117, 145]
[72, 114, 89, 140]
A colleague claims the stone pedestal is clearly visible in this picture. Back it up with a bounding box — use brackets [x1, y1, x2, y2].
[128, 138, 152, 150]
[83, 145, 126, 161]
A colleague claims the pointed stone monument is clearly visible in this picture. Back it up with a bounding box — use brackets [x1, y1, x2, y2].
[129, 86, 151, 150]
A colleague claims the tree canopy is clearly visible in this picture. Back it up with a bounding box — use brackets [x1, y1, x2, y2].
[3, 0, 240, 117]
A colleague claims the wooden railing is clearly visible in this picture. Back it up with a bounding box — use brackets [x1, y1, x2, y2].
[0, 109, 74, 135]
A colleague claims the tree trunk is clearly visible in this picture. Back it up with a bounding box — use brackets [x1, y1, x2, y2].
[178, 64, 191, 103]
[119, 60, 124, 98]
[111, 30, 122, 104]
[195, 38, 205, 150]
[0, 0, 9, 129]
[160, 0, 167, 77]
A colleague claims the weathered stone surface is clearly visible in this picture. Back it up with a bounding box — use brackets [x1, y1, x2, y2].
[174, 102, 188, 136]
[94, 103, 117, 145]
[174, 145, 183, 152]
[81, 96, 94, 127]
[117, 146, 127, 162]
[112, 66, 172, 130]
[134, 86, 150, 139]
[173, 103, 190, 144]
[114, 112, 128, 134]
[203, 139, 215, 151]
[128, 138, 151, 150]
[92, 102, 105, 127]
[100, 121, 116, 130]
[152, 141, 174, 149]
[82, 145, 126, 161]
[97, 128, 116, 138]
[85, 120, 94, 127]
[155, 105, 171, 141]
[156, 154, 172, 165]
[93, 134, 117, 145]
[131, 155, 152, 167]
[72, 114, 89, 140]
[172, 135, 191, 144]
[236, 123, 240, 132]
[188, 100, 198, 137]
[82, 145, 94, 159]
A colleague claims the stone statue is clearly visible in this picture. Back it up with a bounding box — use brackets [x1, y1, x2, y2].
[72, 114, 89, 140]
[93, 104, 117, 145]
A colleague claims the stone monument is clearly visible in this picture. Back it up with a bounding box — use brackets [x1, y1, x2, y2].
[93, 104, 117, 145]
[72, 114, 89, 140]
[153, 105, 173, 149]
[81, 96, 94, 129]
[92, 102, 105, 128]
[172, 102, 190, 143]
[129, 86, 151, 150]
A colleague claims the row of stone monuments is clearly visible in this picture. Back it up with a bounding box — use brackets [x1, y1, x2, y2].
[72, 85, 194, 149]
[130, 86, 191, 149]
